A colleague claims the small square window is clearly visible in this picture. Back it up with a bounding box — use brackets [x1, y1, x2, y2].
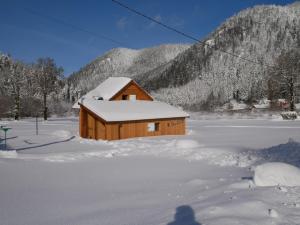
[129, 95, 136, 101]
[147, 122, 159, 132]
[147, 123, 155, 132]
[122, 95, 128, 100]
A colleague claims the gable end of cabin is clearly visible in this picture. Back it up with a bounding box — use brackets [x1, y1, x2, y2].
[110, 80, 153, 101]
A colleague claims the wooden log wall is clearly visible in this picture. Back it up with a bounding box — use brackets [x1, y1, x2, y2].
[80, 106, 186, 141]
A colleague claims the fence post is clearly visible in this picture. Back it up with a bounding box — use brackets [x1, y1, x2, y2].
[36, 115, 39, 135]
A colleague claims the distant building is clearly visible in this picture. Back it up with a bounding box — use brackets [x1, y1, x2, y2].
[77, 77, 188, 140]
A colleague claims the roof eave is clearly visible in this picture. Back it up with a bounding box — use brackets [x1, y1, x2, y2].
[104, 116, 188, 123]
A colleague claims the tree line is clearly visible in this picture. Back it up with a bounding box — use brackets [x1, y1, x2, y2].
[0, 54, 70, 120]
[0, 48, 299, 120]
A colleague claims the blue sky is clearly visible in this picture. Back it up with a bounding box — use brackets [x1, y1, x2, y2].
[0, 0, 295, 76]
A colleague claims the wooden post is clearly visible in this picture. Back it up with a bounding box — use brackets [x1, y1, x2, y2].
[4, 130, 7, 150]
[36, 115, 39, 135]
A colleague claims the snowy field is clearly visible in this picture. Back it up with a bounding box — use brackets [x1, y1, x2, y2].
[1, 117, 300, 225]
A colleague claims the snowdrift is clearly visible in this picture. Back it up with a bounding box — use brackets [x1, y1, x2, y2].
[254, 162, 300, 187]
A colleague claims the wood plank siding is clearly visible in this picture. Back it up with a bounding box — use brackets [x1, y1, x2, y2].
[79, 106, 186, 141]
[79, 108, 87, 137]
[110, 81, 153, 101]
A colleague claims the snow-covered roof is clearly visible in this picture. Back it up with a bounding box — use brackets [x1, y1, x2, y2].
[80, 99, 189, 122]
[73, 77, 132, 108]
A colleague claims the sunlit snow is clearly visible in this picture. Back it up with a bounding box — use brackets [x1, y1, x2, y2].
[1, 117, 300, 225]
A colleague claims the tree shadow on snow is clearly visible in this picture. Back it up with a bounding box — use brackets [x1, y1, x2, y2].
[249, 139, 300, 167]
[16, 136, 75, 151]
[0, 136, 18, 150]
[47, 118, 78, 122]
[5, 136, 18, 140]
[167, 205, 201, 225]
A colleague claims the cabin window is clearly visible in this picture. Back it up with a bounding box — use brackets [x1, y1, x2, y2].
[147, 122, 159, 132]
[122, 95, 128, 100]
[129, 94, 136, 101]
[155, 122, 160, 131]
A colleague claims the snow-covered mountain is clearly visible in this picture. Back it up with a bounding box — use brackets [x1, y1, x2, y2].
[64, 44, 190, 102]
[66, 2, 300, 110]
[138, 3, 300, 110]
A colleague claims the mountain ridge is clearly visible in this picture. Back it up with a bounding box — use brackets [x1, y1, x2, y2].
[65, 2, 300, 110]
[64, 44, 191, 101]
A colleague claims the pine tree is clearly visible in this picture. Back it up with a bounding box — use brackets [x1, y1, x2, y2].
[0, 57, 26, 120]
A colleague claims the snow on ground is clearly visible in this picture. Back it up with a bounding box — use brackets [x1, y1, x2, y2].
[189, 111, 284, 120]
[253, 99, 271, 109]
[254, 162, 300, 187]
[1, 117, 300, 225]
[221, 99, 248, 110]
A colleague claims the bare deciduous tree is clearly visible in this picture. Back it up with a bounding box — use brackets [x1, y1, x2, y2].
[268, 49, 300, 111]
[34, 58, 63, 120]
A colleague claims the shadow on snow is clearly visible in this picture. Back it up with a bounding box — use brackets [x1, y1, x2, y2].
[247, 138, 300, 167]
[167, 205, 201, 225]
[15, 136, 76, 151]
[0, 136, 18, 150]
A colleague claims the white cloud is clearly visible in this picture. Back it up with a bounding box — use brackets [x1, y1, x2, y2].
[116, 17, 128, 30]
[148, 14, 162, 28]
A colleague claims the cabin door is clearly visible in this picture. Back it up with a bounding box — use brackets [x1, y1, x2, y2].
[87, 114, 95, 139]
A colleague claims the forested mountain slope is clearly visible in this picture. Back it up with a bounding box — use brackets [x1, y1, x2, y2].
[138, 3, 300, 109]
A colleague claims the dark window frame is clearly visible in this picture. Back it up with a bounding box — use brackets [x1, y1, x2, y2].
[154, 122, 159, 131]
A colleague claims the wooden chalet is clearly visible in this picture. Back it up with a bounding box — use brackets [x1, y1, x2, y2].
[77, 77, 189, 140]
